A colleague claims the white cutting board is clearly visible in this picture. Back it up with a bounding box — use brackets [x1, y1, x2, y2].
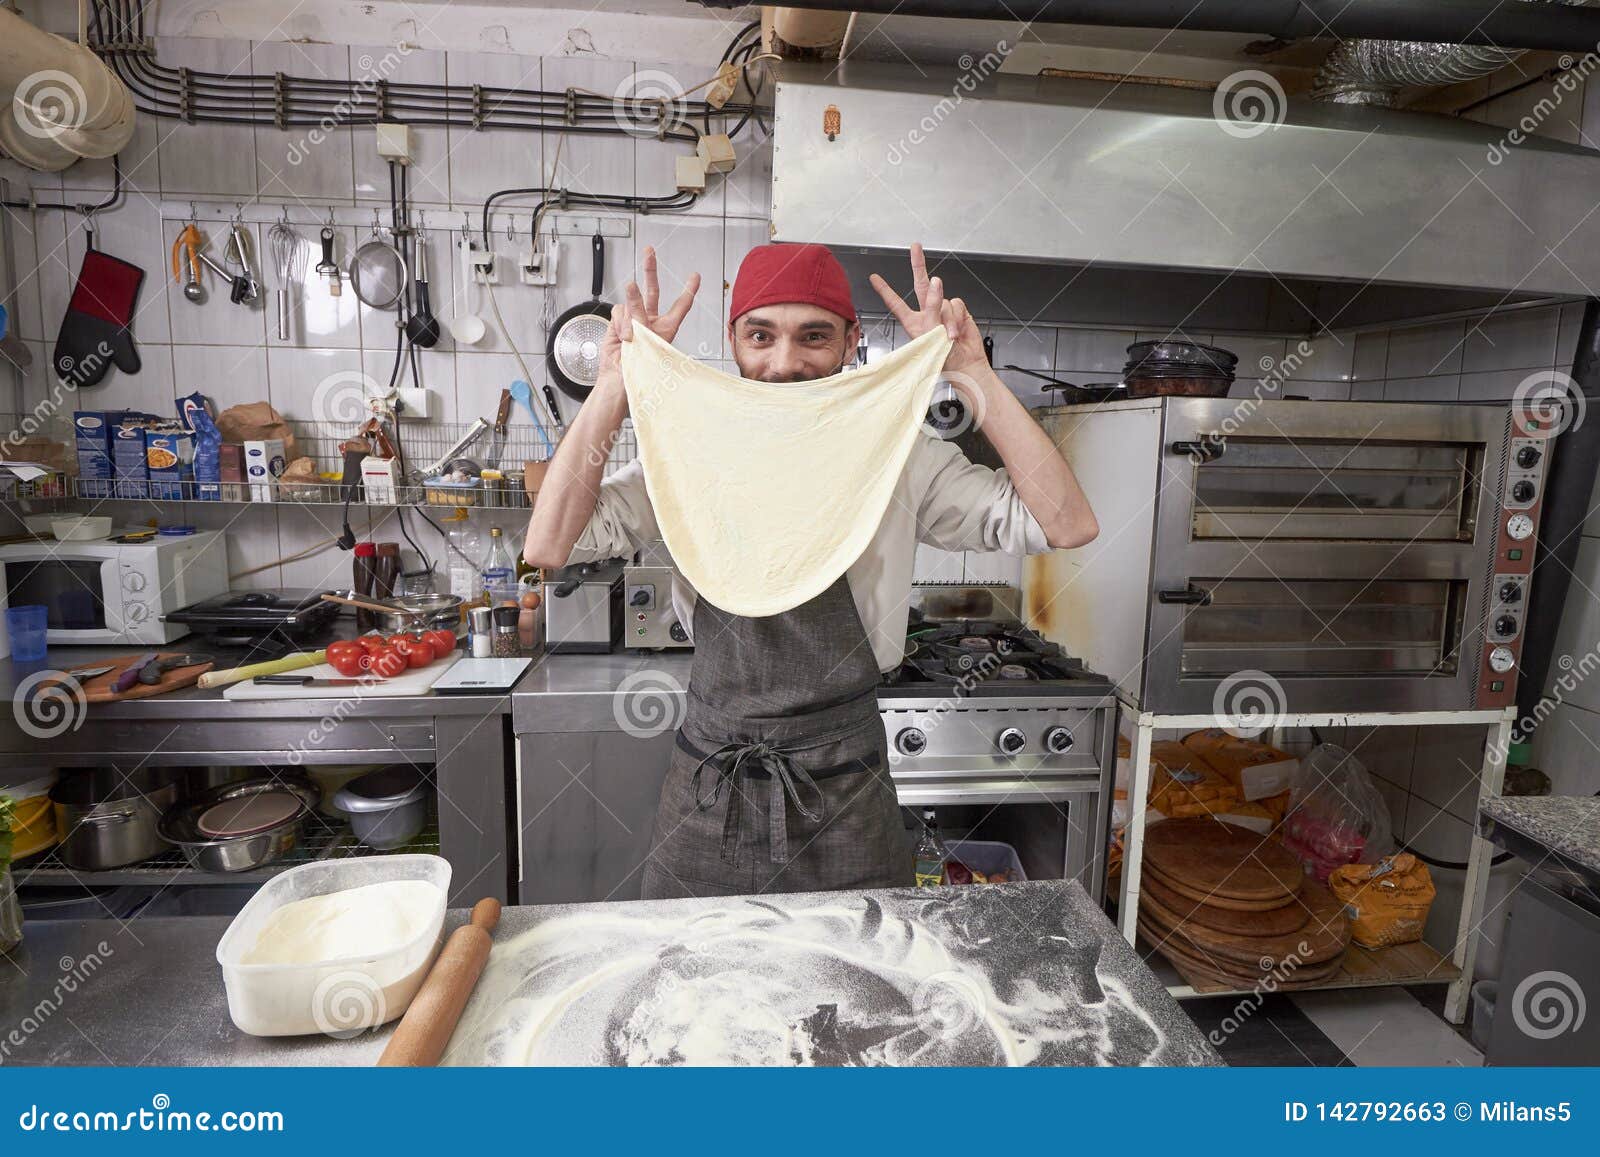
[223, 651, 462, 700]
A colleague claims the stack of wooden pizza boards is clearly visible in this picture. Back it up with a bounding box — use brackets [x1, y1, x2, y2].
[1137, 817, 1352, 991]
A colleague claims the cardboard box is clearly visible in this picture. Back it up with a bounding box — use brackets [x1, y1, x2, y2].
[111, 417, 153, 499]
[144, 427, 195, 501]
[73, 409, 128, 498]
[218, 444, 245, 502]
[360, 455, 399, 504]
[244, 438, 286, 502]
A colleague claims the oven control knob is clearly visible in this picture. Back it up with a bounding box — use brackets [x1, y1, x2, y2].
[1042, 725, 1075, 754]
[1494, 615, 1518, 638]
[1489, 646, 1516, 674]
[1499, 581, 1523, 603]
[1511, 480, 1536, 504]
[669, 622, 689, 643]
[125, 601, 150, 624]
[1516, 445, 1542, 469]
[896, 727, 928, 756]
[121, 570, 147, 593]
[996, 727, 1027, 755]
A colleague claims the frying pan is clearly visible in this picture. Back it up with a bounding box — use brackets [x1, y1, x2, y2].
[546, 233, 613, 402]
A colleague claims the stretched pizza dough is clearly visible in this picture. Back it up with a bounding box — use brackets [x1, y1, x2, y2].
[620, 323, 954, 618]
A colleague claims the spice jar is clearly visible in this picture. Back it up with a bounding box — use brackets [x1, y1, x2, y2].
[469, 606, 494, 658]
[492, 605, 521, 657]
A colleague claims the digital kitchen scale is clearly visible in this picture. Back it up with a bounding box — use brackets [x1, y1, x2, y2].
[430, 657, 533, 695]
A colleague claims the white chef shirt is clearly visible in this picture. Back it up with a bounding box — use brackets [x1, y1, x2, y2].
[564, 432, 1052, 671]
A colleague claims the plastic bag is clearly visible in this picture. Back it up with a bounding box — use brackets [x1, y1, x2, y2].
[1329, 853, 1436, 947]
[1280, 743, 1394, 882]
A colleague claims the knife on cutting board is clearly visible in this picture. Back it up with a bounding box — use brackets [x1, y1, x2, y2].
[253, 674, 367, 687]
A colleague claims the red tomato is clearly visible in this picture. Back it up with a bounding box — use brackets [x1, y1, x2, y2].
[357, 634, 387, 652]
[326, 640, 363, 668]
[422, 629, 458, 656]
[328, 649, 367, 678]
[393, 637, 435, 669]
[368, 647, 408, 679]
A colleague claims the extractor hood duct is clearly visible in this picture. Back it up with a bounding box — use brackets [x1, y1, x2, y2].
[770, 62, 1600, 328]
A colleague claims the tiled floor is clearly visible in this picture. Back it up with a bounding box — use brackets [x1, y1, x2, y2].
[1182, 985, 1485, 1066]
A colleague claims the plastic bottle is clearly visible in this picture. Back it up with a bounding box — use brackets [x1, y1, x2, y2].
[481, 526, 517, 606]
[913, 808, 950, 888]
[443, 509, 484, 603]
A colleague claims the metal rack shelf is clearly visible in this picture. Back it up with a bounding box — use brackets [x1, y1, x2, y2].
[13, 818, 442, 888]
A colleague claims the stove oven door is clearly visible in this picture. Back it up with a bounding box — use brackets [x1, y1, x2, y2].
[1143, 398, 1511, 714]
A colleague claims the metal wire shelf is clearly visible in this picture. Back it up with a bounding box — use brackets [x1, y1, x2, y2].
[1, 416, 638, 510]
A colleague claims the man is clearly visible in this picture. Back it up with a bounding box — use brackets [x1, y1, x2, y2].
[524, 241, 1097, 899]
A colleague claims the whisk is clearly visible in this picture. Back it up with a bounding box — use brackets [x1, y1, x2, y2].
[268, 218, 309, 341]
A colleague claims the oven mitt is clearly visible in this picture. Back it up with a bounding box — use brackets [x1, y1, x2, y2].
[53, 237, 143, 388]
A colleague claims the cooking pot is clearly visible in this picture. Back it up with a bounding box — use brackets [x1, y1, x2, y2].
[50, 768, 180, 870]
[376, 592, 463, 633]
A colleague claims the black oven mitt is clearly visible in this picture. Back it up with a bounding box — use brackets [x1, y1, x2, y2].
[53, 233, 143, 389]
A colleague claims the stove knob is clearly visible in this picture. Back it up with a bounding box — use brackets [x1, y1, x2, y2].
[1494, 615, 1518, 638]
[1516, 445, 1542, 469]
[1042, 725, 1075, 754]
[996, 727, 1026, 755]
[1499, 581, 1523, 603]
[1511, 480, 1536, 504]
[668, 622, 689, 643]
[896, 727, 928, 756]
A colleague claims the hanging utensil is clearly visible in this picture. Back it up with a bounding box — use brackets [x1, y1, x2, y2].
[171, 223, 205, 303]
[224, 219, 261, 305]
[486, 388, 512, 469]
[268, 218, 307, 341]
[348, 222, 408, 311]
[406, 227, 441, 348]
[316, 226, 342, 297]
[448, 233, 486, 345]
[546, 232, 613, 402]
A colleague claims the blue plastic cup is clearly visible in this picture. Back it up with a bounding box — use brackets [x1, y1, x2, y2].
[5, 605, 48, 662]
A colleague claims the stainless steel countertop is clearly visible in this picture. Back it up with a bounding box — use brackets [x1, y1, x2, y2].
[510, 650, 691, 733]
[0, 645, 516, 723]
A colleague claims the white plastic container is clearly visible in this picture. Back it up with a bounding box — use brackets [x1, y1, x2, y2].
[215, 854, 450, 1037]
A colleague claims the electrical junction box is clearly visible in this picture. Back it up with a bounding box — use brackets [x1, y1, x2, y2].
[706, 62, 740, 109]
[697, 133, 736, 174]
[396, 387, 431, 419]
[375, 123, 412, 163]
[519, 236, 558, 286]
[676, 153, 708, 193]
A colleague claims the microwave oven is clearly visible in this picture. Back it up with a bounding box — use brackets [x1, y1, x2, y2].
[0, 531, 230, 646]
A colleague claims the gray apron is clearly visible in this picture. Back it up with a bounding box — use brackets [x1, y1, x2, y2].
[639, 575, 911, 899]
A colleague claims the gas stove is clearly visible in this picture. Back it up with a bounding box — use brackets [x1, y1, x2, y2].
[880, 619, 1114, 697]
[875, 612, 1118, 903]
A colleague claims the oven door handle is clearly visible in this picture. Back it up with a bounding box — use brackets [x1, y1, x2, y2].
[1170, 437, 1226, 462]
[1156, 585, 1212, 606]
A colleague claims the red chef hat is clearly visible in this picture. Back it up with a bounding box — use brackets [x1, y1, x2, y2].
[729, 243, 857, 325]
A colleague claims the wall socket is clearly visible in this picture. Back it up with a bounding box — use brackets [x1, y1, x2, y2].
[472, 247, 499, 285]
[519, 236, 558, 285]
[396, 387, 431, 419]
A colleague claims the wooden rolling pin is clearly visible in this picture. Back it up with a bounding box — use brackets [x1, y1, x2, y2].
[378, 898, 501, 1067]
[196, 649, 327, 689]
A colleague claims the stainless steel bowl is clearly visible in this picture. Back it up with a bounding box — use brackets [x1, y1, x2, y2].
[157, 774, 320, 873]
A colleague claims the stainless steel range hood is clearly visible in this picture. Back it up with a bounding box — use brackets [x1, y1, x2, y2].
[770, 62, 1600, 332]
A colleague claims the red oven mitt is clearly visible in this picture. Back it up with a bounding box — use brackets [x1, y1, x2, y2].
[53, 234, 143, 388]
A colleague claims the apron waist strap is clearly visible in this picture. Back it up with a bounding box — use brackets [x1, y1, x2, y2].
[679, 733, 872, 866]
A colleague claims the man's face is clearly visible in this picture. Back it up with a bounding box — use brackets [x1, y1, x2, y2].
[729, 303, 862, 383]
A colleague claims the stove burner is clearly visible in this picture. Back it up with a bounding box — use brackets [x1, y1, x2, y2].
[996, 663, 1034, 680]
[884, 619, 1099, 696]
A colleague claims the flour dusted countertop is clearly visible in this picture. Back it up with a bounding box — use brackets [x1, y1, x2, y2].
[1480, 794, 1600, 879]
[0, 882, 1217, 1066]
